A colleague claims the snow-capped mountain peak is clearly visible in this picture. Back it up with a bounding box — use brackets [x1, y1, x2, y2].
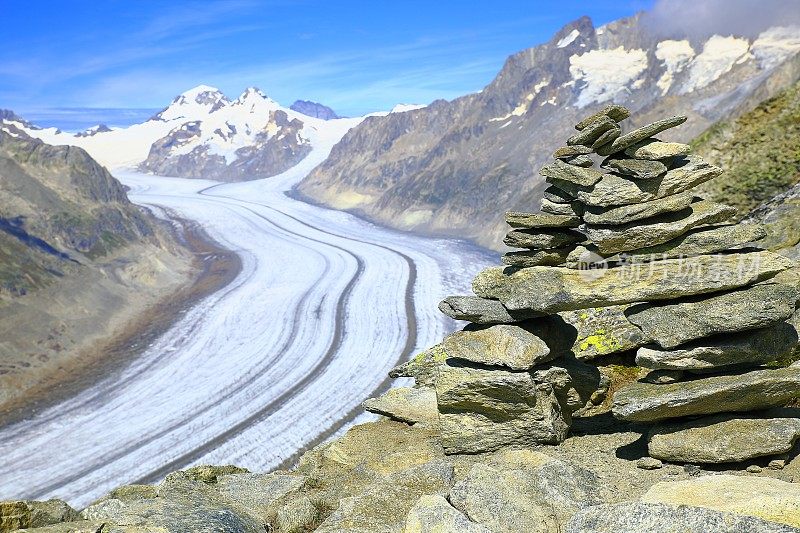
[155, 84, 231, 121]
[232, 86, 281, 115]
[3, 86, 374, 181]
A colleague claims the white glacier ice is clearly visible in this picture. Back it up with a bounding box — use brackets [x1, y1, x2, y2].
[569, 46, 649, 108]
[0, 119, 493, 508]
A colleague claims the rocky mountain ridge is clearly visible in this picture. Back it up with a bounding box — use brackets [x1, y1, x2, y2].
[297, 14, 800, 250]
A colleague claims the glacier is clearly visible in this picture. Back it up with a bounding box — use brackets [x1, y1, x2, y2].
[0, 129, 493, 508]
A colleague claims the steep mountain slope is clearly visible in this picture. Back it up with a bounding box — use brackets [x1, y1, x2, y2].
[0, 124, 156, 293]
[693, 78, 800, 214]
[0, 125, 195, 411]
[5, 86, 368, 181]
[297, 15, 800, 250]
[687, 77, 800, 254]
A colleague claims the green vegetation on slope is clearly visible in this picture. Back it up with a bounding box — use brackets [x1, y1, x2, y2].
[692, 79, 800, 215]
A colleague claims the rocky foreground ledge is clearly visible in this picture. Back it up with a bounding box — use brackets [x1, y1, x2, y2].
[2, 417, 800, 532]
[3, 106, 800, 533]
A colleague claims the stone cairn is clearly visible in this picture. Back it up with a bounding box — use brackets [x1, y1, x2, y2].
[364, 104, 800, 467]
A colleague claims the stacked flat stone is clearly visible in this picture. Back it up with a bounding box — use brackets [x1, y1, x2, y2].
[366, 104, 800, 464]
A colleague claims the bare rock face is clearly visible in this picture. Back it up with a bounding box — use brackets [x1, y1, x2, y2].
[142, 109, 312, 181]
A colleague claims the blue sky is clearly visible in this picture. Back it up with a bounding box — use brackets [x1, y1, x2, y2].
[2, 1, 654, 126]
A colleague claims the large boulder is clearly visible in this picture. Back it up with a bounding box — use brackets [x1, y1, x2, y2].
[566, 502, 796, 533]
[438, 324, 554, 370]
[449, 449, 605, 533]
[626, 283, 798, 349]
[642, 475, 800, 529]
[472, 251, 791, 313]
[612, 366, 800, 422]
[647, 411, 800, 463]
[403, 495, 490, 533]
[435, 362, 571, 454]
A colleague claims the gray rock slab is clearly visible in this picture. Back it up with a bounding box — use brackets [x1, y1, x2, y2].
[626, 283, 798, 349]
[540, 159, 605, 187]
[612, 366, 800, 422]
[583, 200, 736, 255]
[436, 362, 574, 454]
[554, 145, 593, 158]
[575, 104, 630, 130]
[505, 211, 580, 229]
[440, 324, 554, 370]
[362, 386, 439, 425]
[543, 185, 576, 203]
[541, 198, 580, 216]
[604, 223, 767, 263]
[472, 251, 791, 313]
[552, 156, 722, 208]
[591, 126, 621, 149]
[598, 115, 688, 155]
[504, 228, 585, 249]
[502, 246, 573, 268]
[582, 191, 694, 225]
[636, 321, 800, 371]
[567, 115, 617, 146]
[563, 154, 595, 167]
[625, 139, 691, 160]
[648, 411, 800, 463]
[437, 295, 541, 324]
[603, 158, 668, 179]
